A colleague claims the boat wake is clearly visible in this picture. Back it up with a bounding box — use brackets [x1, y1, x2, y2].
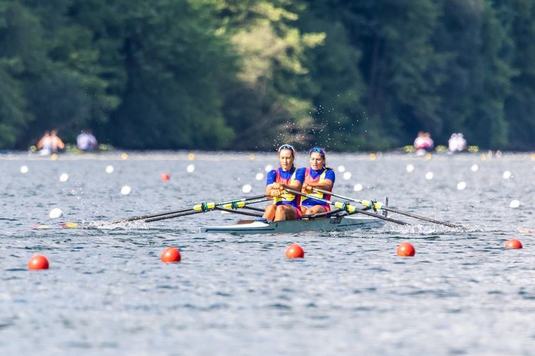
[83, 220, 151, 230]
[384, 223, 483, 235]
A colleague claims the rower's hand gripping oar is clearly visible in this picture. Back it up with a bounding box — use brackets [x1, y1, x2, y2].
[283, 188, 409, 225]
[311, 187, 464, 229]
[114, 194, 268, 224]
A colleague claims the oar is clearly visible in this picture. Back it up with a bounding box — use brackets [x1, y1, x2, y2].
[215, 207, 263, 218]
[113, 194, 267, 224]
[302, 208, 344, 220]
[311, 187, 463, 228]
[284, 188, 409, 225]
[142, 197, 269, 223]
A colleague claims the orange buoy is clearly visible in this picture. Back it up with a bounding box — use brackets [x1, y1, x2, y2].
[28, 255, 50, 270]
[285, 243, 304, 259]
[160, 173, 171, 182]
[160, 247, 181, 263]
[396, 242, 415, 257]
[505, 239, 523, 249]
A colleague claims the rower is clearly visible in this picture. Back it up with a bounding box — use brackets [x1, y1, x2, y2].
[263, 144, 305, 222]
[300, 147, 335, 215]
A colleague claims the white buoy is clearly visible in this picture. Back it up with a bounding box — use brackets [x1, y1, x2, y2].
[186, 164, 195, 173]
[343, 172, 352, 180]
[49, 208, 63, 219]
[242, 184, 252, 193]
[20, 165, 29, 174]
[105, 165, 114, 174]
[457, 181, 467, 190]
[406, 164, 415, 173]
[425, 172, 434, 180]
[264, 164, 273, 172]
[353, 183, 363, 192]
[120, 185, 132, 195]
[470, 164, 479, 172]
[337, 165, 346, 173]
[509, 199, 520, 208]
[502, 170, 512, 179]
[59, 173, 69, 182]
[255, 172, 264, 181]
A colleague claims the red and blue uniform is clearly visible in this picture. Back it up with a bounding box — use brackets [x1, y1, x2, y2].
[266, 167, 305, 210]
[301, 167, 335, 210]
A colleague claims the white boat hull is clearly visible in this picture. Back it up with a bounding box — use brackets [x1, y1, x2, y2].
[201, 215, 385, 234]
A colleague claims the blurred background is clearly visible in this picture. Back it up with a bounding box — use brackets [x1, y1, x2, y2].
[0, 0, 534, 151]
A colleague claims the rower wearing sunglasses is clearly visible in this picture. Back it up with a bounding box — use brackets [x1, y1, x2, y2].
[300, 147, 335, 215]
[263, 144, 306, 222]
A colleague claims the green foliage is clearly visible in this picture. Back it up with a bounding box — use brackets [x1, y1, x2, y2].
[0, 0, 534, 150]
[104, 0, 236, 148]
[505, 0, 535, 149]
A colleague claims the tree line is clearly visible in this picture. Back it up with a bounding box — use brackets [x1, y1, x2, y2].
[1, 0, 534, 151]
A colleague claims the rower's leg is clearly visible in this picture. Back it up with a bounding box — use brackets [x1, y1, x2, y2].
[263, 204, 276, 222]
[307, 205, 327, 215]
[285, 206, 298, 220]
[275, 205, 297, 222]
[274, 205, 286, 222]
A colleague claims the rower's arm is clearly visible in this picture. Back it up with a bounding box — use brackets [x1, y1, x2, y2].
[265, 170, 281, 198]
[305, 178, 333, 191]
[282, 179, 302, 191]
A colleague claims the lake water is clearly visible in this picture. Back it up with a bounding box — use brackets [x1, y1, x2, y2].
[1, 151, 534, 355]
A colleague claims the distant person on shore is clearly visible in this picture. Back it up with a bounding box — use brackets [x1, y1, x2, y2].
[49, 129, 65, 152]
[38, 129, 65, 155]
[36, 131, 52, 155]
[414, 131, 434, 155]
[448, 133, 467, 153]
[77, 130, 98, 152]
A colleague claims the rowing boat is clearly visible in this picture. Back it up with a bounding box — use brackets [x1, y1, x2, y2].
[201, 215, 385, 234]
